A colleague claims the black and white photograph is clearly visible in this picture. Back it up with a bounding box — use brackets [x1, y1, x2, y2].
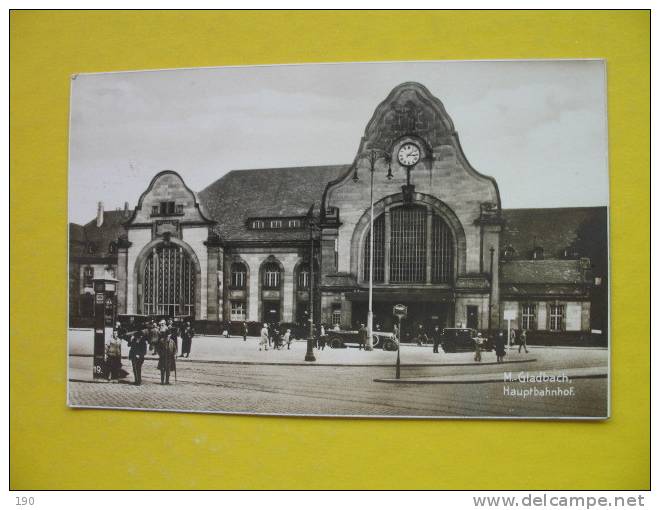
[67, 60, 609, 419]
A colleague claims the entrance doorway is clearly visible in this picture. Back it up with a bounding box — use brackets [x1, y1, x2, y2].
[466, 305, 479, 329]
[263, 301, 281, 323]
[352, 300, 452, 340]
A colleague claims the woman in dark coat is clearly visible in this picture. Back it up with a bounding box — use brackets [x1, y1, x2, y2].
[494, 329, 507, 363]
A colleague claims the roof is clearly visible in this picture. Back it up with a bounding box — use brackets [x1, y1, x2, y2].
[69, 210, 128, 261]
[199, 165, 349, 242]
[500, 260, 587, 285]
[500, 206, 608, 270]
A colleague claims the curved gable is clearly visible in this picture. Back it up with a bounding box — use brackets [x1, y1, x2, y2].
[126, 170, 214, 226]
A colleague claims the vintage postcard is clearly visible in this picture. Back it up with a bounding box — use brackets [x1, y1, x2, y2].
[67, 60, 609, 418]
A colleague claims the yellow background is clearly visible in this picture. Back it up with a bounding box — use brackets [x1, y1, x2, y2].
[10, 10, 650, 489]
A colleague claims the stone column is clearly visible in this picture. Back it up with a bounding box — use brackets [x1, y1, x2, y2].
[282, 259, 295, 323]
[116, 241, 130, 314]
[205, 244, 221, 322]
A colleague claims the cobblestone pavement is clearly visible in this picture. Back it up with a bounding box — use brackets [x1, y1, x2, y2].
[68, 348, 608, 418]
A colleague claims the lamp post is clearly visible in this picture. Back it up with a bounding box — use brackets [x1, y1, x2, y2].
[488, 246, 495, 334]
[353, 149, 392, 351]
[305, 211, 319, 362]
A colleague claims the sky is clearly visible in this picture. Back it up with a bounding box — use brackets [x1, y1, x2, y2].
[69, 60, 609, 224]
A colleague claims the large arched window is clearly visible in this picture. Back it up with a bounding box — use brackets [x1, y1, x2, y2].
[143, 244, 195, 316]
[230, 262, 247, 289]
[362, 205, 454, 284]
[262, 262, 281, 289]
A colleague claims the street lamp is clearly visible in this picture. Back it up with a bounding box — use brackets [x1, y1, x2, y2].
[353, 149, 392, 351]
[305, 210, 320, 362]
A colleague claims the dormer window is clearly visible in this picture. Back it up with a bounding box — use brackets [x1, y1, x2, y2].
[270, 220, 282, 229]
[152, 205, 159, 215]
[532, 246, 544, 260]
[86, 242, 96, 255]
[252, 220, 265, 229]
[108, 241, 117, 254]
[503, 244, 516, 259]
[288, 219, 301, 228]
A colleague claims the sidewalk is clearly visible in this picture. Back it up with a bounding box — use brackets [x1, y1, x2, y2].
[68, 328, 541, 367]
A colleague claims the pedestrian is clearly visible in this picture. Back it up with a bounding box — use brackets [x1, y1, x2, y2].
[259, 323, 269, 351]
[474, 332, 483, 362]
[333, 323, 340, 331]
[358, 323, 367, 350]
[242, 321, 248, 342]
[431, 325, 442, 353]
[156, 334, 176, 385]
[128, 331, 148, 385]
[509, 327, 517, 348]
[105, 330, 123, 381]
[283, 328, 292, 349]
[148, 320, 159, 353]
[494, 329, 507, 363]
[416, 323, 426, 346]
[518, 329, 529, 353]
[319, 324, 326, 350]
[273, 325, 282, 350]
[181, 321, 194, 358]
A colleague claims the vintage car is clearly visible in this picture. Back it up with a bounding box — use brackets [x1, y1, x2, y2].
[440, 327, 492, 353]
[326, 330, 399, 351]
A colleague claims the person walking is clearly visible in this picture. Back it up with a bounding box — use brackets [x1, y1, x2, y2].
[283, 328, 292, 349]
[518, 329, 529, 353]
[156, 334, 176, 385]
[128, 331, 148, 385]
[319, 324, 326, 350]
[106, 330, 123, 381]
[474, 332, 483, 362]
[148, 320, 159, 353]
[242, 321, 248, 342]
[259, 323, 269, 351]
[494, 329, 507, 363]
[431, 325, 442, 354]
[181, 321, 194, 358]
[358, 323, 367, 350]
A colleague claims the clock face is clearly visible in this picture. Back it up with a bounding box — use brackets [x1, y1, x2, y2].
[397, 143, 421, 167]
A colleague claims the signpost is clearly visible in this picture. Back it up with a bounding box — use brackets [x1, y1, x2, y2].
[92, 277, 118, 379]
[393, 304, 408, 380]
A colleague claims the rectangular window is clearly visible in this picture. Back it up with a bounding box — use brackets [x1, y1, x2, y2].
[152, 205, 160, 215]
[288, 219, 301, 228]
[331, 305, 341, 326]
[270, 220, 282, 229]
[230, 301, 247, 321]
[252, 220, 264, 229]
[521, 303, 537, 330]
[264, 270, 280, 288]
[549, 304, 565, 332]
[231, 270, 246, 288]
[83, 267, 94, 287]
[176, 204, 184, 214]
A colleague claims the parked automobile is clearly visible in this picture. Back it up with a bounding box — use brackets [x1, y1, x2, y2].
[326, 330, 399, 351]
[440, 328, 492, 353]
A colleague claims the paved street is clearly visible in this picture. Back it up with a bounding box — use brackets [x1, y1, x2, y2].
[68, 329, 608, 418]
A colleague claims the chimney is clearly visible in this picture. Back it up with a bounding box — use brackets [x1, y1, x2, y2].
[123, 201, 130, 217]
[96, 201, 104, 227]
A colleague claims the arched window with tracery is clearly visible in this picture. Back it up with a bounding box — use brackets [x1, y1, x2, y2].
[230, 262, 247, 289]
[143, 244, 195, 317]
[361, 205, 454, 285]
[262, 261, 281, 289]
[362, 214, 385, 282]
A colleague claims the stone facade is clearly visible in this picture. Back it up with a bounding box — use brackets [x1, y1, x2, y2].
[69, 82, 607, 342]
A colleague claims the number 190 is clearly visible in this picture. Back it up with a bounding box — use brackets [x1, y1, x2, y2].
[16, 497, 34, 506]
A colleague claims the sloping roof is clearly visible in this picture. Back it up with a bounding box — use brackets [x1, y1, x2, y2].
[199, 165, 349, 242]
[69, 210, 128, 260]
[500, 207, 607, 263]
[500, 260, 586, 285]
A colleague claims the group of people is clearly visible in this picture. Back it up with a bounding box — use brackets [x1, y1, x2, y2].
[106, 318, 196, 386]
[258, 323, 293, 350]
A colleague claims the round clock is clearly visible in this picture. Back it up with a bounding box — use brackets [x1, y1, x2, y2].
[397, 142, 421, 167]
